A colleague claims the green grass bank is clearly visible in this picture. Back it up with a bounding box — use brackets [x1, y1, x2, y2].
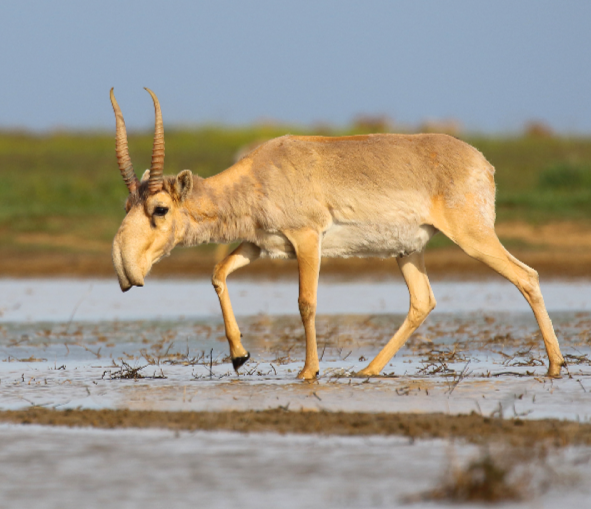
[1, 127, 590, 277]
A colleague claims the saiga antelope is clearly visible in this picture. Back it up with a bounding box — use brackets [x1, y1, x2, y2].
[110, 88, 565, 380]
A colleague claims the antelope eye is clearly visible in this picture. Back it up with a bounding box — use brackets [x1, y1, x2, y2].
[154, 206, 169, 217]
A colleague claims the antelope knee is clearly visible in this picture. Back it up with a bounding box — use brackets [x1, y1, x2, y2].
[428, 294, 437, 313]
[298, 297, 316, 322]
[519, 268, 543, 304]
[409, 297, 435, 326]
[212, 273, 225, 296]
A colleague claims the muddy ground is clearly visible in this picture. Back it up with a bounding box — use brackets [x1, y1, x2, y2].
[0, 407, 590, 448]
[2, 246, 591, 279]
[3, 305, 591, 419]
[3, 220, 591, 279]
[3, 280, 591, 506]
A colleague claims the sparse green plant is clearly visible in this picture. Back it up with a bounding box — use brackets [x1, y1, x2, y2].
[411, 446, 546, 503]
[538, 162, 591, 190]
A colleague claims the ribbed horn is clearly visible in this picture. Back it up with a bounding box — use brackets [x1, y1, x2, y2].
[110, 88, 139, 193]
[145, 88, 165, 193]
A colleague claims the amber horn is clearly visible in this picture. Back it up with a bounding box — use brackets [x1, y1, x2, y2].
[109, 88, 139, 193]
[145, 88, 165, 193]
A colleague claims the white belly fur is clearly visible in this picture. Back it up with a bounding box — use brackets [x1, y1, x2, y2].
[256, 223, 437, 259]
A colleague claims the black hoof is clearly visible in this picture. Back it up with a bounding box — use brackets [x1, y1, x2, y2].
[232, 352, 251, 371]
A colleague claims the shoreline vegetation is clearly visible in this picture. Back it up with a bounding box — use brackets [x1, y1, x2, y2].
[1, 127, 591, 279]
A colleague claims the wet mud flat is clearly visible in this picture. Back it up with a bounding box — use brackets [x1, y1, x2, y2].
[3, 311, 591, 418]
[3, 407, 591, 447]
[3, 308, 591, 506]
[2, 414, 591, 508]
[5, 424, 591, 509]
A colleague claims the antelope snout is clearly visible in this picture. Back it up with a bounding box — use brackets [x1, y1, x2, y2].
[128, 273, 145, 288]
[120, 272, 145, 291]
[112, 237, 146, 292]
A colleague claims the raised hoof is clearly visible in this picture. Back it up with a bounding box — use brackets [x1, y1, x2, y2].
[232, 352, 251, 372]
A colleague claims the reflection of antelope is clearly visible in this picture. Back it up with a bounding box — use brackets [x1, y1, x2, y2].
[110, 89, 565, 380]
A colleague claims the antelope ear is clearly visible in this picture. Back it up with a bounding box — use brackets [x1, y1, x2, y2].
[140, 169, 150, 182]
[174, 170, 193, 202]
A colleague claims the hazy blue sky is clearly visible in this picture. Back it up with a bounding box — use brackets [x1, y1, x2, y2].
[1, 1, 589, 132]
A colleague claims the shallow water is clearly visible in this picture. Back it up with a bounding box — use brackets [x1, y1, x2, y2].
[3, 278, 591, 507]
[2, 279, 591, 419]
[1, 306, 591, 419]
[2, 277, 591, 322]
[1, 424, 590, 509]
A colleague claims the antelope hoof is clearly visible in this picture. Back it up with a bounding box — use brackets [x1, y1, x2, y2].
[297, 367, 319, 380]
[232, 352, 251, 372]
[546, 362, 563, 379]
[356, 366, 380, 377]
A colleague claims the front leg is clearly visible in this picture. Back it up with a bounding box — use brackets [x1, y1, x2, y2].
[285, 228, 321, 380]
[212, 242, 261, 371]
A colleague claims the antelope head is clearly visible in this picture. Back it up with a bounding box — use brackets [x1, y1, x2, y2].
[110, 88, 194, 292]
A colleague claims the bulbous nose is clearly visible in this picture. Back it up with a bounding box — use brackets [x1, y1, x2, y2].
[127, 274, 145, 288]
[112, 234, 145, 291]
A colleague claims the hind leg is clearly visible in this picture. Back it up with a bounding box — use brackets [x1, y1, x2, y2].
[437, 220, 564, 376]
[358, 251, 436, 376]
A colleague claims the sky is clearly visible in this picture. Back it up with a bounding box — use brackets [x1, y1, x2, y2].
[0, 0, 589, 133]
